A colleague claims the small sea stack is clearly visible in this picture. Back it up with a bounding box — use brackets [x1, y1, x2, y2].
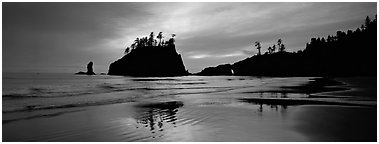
[76, 61, 96, 75]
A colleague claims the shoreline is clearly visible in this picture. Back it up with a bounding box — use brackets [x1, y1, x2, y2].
[2, 76, 376, 142]
[290, 105, 376, 142]
[3, 101, 376, 142]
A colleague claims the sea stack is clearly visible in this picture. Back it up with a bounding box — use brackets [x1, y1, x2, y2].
[86, 61, 96, 75]
[76, 61, 96, 75]
[108, 32, 189, 77]
[108, 45, 188, 77]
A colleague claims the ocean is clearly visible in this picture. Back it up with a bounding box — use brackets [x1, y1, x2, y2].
[2, 73, 306, 112]
[2, 73, 376, 141]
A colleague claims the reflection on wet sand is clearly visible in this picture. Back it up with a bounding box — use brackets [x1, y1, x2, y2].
[240, 96, 290, 118]
[132, 101, 183, 137]
[3, 76, 376, 142]
[256, 103, 288, 114]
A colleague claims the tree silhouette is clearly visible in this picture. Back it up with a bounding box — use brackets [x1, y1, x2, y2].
[279, 43, 285, 52]
[123, 32, 179, 52]
[131, 43, 136, 49]
[168, 33, 176, 46]
[134, 38, 140, 47]
[157, 32, 163, 46]
[272, 45, 276, 53]
[124, 47, 130, 55]
[268, 46, 272, 54]
[149, 32, 155, 46]
[277, 39, 282, 51]
[277, 39, 286, 52]
[255, 41, 261, 55]
[365, 16, 371, 29]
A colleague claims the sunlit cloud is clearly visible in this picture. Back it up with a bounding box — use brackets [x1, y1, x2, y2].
[188, 51, 247, 59]
[188, 54, 212, 59]
[217, 52, 245, 58]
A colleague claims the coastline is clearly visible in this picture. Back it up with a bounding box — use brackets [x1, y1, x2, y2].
[290, 105, 376, 142]
[3, 101, 375, 141]
[289, 76, 377, 141]
[317, 77, 376, 97]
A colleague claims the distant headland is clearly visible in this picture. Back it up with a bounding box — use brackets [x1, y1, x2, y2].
[108, 32, 189, 77]
[196, 15, 377, 77]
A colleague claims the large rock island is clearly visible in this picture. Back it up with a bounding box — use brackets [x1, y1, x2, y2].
[108, 32, 189, 77]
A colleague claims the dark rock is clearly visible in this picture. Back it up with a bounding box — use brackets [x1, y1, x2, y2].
[195, 64, 233, 76]
[75, 71, 87, 75]
[135, 101, 184, 109]
[75, 61, 96, 75]
[86, 61, 96, 75]
[108, 45, 189, 77]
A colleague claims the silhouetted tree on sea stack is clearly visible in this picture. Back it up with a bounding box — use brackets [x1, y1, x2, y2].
[124, 47, 130, 55]
[277, 39, 286, 52]
[272, 45, 276, 53]
[268, 46, 273, 54]
[255, 41, 261, 55]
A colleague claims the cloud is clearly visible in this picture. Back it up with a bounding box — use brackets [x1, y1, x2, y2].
[188, 51, 247, 59]
[242, 49, 256, 55]
[188, 54, 212, 59]
[3, 3, 152, 72]
[218, 52, 245, 58]
[3, 2, 376, 73]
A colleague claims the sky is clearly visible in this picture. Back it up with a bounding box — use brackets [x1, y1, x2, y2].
[3, 2, 377, 73]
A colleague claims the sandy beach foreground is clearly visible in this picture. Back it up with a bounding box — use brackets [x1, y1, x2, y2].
[3, 101, 376, 141]
[2, 77, 377, 141]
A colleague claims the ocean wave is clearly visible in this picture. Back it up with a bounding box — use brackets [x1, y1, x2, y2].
[238, 97, 375, 107]
[3, 110, 83, 124]
[155, 82, 208, 85]
[2, 86, 238, 113]
[3, 84, 241, 99]
[131, 78, 189, 82]
[5, 75, 374, 119]
[3, 98, 137, 114]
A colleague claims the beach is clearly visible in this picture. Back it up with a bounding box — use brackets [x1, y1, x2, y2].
[2, 74, 377, 141]
[3, 2, 377, 142]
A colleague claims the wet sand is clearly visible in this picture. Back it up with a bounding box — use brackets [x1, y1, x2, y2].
[3, 100, 375, 142]
[317, 77, 376, 99]
[291, 105, 376, 142]
[3, 100, 307, 141]
[3, 77, 377, 141]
